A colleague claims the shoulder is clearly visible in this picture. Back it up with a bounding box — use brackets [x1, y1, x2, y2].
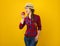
[34, 14, 40, 19]
[24, 16, 28, 21]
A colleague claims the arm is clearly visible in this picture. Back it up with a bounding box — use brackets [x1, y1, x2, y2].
[19, 12, 26, 29]
[37, 16, 42, 37]
[35, 16, 42, 41]
[19, 18, 25, 29]
[37, 30, 40, 38]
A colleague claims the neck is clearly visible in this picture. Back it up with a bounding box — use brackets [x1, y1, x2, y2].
[28, 12, 32, 19]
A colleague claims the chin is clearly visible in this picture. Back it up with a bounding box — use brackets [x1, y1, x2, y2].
[26, 13, 29, 14]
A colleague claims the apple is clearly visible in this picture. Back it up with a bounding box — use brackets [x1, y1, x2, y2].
[21, 12, 25, 15]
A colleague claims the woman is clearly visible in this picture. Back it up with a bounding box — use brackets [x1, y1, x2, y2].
[19, 3, 42, 46]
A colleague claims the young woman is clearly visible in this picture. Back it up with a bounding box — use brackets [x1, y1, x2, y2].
[19, 3, 42, 46]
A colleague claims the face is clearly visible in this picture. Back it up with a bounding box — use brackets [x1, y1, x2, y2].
[25, 7, 31, 14]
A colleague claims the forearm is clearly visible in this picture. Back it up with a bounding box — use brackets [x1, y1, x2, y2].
[35, 30, 40, 41]
[19, 18, 25, 29]
[37, 30, 40, 37]
[20, 18, 24, 24]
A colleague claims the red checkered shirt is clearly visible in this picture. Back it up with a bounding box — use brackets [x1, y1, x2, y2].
[19, 14, 42, 37]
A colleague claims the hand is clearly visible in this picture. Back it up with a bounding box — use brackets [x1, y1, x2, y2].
[20, 12, 25, 24]
[35, 35, 38, 42]
[21, 12, 25, 19]
[35, 30, 40, 42]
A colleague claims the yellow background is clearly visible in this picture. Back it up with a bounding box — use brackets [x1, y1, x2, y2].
[0, 0, 60, 46]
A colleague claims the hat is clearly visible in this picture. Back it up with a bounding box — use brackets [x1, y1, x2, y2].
[25, 3, 34, 9]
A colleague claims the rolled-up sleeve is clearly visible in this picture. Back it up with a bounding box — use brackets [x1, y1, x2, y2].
[37, 16, 42, 31]
[19, 20, 25, 29]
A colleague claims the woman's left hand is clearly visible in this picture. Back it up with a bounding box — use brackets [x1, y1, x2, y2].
[35, 35, 38, 42]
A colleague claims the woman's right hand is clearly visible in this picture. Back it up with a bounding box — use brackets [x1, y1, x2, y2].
[21, 12, 25, 19]
[20, 12, 25, 24]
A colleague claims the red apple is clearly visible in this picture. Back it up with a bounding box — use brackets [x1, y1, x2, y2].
[21, 12, 25, 16]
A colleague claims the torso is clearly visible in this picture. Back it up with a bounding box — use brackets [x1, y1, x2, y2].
[24, 14, 40, 37]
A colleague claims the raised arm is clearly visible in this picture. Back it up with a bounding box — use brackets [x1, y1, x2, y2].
[19, 12, 25, 29]
[19, 18, 25, 29]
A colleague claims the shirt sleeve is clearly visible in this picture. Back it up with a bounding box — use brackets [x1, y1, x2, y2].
[37, 16, 42, 31]
[19, 19, 25, 29]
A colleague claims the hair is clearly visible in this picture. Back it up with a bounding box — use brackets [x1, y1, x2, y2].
[30, 9, 34, 21]
[30, 9, 37, 26]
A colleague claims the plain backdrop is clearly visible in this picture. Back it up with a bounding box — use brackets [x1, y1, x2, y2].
[0, 0, 60, 46]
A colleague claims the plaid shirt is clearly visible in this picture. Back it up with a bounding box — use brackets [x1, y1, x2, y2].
[19, 14, 42, 37]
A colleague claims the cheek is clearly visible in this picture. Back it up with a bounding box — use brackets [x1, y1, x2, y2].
[26, 10, 28, 13]
[26, 9, 30, 14]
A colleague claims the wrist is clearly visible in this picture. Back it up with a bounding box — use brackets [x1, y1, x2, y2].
[20, 18, 24, 24]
